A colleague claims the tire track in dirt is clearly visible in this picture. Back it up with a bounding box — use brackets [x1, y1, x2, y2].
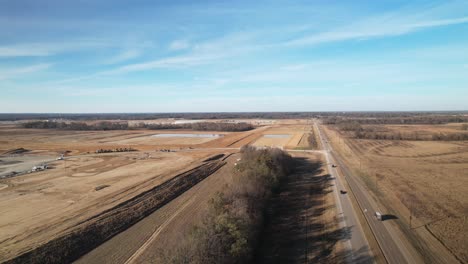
[123, 200, 194, 264]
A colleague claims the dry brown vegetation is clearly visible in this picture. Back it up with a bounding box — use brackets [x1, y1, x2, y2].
[256, 153, 352, 263]
[161, 146, 296, 264]
[323, 124, 468, 263]
[332, 120, 468, 141]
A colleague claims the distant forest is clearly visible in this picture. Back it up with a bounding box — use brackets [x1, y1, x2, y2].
[1, 111, 467, 121]
[324, 115, 468, 125]
[331, 120, 468, 141]
[21, 121, 254, 132]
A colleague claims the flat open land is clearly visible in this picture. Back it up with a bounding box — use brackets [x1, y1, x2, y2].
[0, 126, 229, 155]
[0, 149, 219, 260]
[323, 124, 468, 263]
[0, 123, 253, 262]
[0, 119, 322, 263]
[2, 118, 465, 263]
[252, 124, 315, 149]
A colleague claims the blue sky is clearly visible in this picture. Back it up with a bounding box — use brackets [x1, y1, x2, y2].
[1, 0, 468, 112]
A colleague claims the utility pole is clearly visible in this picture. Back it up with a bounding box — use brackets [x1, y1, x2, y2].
[409, 197, 413, 229]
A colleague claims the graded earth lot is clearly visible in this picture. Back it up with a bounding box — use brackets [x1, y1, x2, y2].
[0, 123, 250, 262]
[252, 124, 314, 149]
[0, 126, 227, 155]
[0, 150, 217, 261]
[0, 120, 317, 262]
[323, 124, 468, 263]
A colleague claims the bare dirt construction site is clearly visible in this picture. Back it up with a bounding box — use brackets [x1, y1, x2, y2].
[0, 119, 325, 263]
[323, 123, 468, 263]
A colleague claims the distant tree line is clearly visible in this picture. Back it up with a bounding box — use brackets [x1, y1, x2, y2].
[324, 115, 468, 125]
[162, 146, 295, 263]
[136, 122, 254, 131]
[336, 121, 363, 131]
[354, 130, 468, 141]
[190, 122, 254, 131]
[3, 111, 467, 121]
[21, 121, 254, 132]
[330, 121, 468, 141]
[22, 121, 129, 130]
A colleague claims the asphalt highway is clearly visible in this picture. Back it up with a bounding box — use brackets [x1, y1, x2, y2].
[316, 121, 422, 264]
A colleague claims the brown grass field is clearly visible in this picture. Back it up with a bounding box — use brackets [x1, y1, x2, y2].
[323, 124, 468, 263]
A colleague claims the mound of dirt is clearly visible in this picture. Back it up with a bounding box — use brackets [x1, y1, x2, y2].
[203, 153, 224, 162]
[3, 148, 30, 155]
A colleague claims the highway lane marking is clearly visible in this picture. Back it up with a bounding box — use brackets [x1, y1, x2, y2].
[315, 122, 354, 263]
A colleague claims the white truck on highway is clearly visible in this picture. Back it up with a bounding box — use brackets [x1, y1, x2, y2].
[375, 211, 382, 221]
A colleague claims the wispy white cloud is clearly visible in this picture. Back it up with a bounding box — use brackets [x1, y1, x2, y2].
[282, 0, 468, 47]
[0, 41, 109, 57]
[0, 46, 50, 57]
[284, 15, 468, 47]
[54, 32, 257, 81]
[169, 40, 190, 51]
[102, 53, 224, 75]
[103, 49, 141, 64]
[0, 63, 51, 80]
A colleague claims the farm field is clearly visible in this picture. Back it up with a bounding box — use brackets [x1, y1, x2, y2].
[323, 124, 468, 263]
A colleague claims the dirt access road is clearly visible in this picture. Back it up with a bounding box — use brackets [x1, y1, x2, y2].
[317, 121, 425, 264]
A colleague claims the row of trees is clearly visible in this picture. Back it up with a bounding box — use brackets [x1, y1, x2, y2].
[3, 112, 319, 121]
[331, 121, 468, 141]
[21, 121, 254, 132]
[354, 131, 468, 141]
[95, 148, 137, 153]
[22, 121, 129, 130]
[140, 122, 254, 131]
[4, 111, 467, 121]
[324, 115, 468, 125]
[163, 146, 295, 263]
[336, 121, 363, 131]
[307, 133, 318, 149]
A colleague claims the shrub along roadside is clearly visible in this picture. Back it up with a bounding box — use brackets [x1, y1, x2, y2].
[162, 146, 295, 264]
